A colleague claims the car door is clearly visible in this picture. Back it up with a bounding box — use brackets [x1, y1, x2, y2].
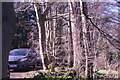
[28, 50, 37, 64]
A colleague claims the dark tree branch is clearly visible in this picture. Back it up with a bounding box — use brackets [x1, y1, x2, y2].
[88, 17, 120, 51]
[82, 2, 120, 51]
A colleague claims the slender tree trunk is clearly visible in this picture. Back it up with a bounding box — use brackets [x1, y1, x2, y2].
[68, 1, 82, 75]
[33, 3, 46, 70]
[52, 4, 57, 56]
[45, 11, 50, 58]
[68, 4, 74, 67]
[79, 1, 93, 80]
[79, 1, 89, 79]
[68, 1, 77, 68]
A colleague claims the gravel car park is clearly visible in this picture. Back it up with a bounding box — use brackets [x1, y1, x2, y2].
[8, 49, 42, 71]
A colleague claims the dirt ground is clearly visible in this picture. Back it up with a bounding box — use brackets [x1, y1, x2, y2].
[10, 70, 37, 79]
[10, 68, 50, 79]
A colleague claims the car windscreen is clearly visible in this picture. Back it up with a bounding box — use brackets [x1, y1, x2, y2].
[9, 49, 29, 56]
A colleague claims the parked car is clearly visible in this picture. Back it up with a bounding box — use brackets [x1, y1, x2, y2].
[8, 49, 42, 71]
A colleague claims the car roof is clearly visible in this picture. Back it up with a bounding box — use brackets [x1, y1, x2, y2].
[10, 49, 32, 52]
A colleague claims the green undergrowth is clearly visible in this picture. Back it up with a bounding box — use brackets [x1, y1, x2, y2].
[33, 67, 80, 80]
[33, 67, 119, 80]
[33, 72, 76, 80]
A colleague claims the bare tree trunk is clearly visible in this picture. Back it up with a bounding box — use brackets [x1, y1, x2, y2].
[79, 1, 95, 80]
[68, 1, 77, 69]
[33, 3, 46, 70]
[68, 4, 74, 67]
[68, 1, 82, 76]
[79, 1, 89, 80]
[52, 4, 57, 56]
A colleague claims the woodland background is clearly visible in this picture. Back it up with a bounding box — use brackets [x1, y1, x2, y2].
[10, 1, 120, 79]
